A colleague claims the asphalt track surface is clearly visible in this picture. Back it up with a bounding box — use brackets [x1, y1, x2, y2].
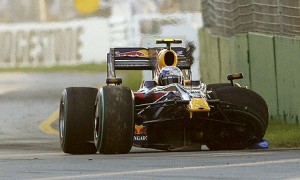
[0, 72, 300, 180]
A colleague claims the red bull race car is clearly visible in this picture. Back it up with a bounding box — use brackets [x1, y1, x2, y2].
[59, 39, 269, 154]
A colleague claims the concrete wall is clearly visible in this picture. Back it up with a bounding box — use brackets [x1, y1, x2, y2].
[199, 28, 300, 123]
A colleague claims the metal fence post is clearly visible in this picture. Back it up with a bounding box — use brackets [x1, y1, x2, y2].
[251, 0, 256, 31]
[278, 0, 283, 35]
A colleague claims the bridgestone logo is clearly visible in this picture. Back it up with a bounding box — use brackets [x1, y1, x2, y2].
[0, 27, 82, 67]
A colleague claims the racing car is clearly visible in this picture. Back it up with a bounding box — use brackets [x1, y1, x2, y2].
[59, 39, 269, 154]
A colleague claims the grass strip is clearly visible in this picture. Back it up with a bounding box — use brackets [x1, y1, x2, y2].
[117, 70, 142, 91]
[265, 120, 300, 148]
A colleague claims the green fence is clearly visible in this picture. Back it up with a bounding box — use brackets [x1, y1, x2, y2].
[274, 36, 300, 124]
[248, 33, 278, 118]
[199, 28, 300, 124]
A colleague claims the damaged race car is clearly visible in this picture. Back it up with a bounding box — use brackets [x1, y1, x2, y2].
[59, 39, 269, 154]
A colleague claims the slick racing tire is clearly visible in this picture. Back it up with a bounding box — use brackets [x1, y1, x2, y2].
[59, 87, 98, 154]
[94, 86, 134, 154]
[205, 86, 268, 150]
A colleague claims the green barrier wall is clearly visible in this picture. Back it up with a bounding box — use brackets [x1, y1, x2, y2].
[230, 34, 250, 87]
[248, 33, 278, 118]
[275, 36, 300, 124]
[200, 30, 220, 83]
[199, 29, 209, 83]
[199, 29, 250, 85]
[199, 28, 300, 123]
[219, 37, 231, 83]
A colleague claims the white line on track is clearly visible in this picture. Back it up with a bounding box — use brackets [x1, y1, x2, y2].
[35, 158, 300, 180]
[171, 151, 270, 157]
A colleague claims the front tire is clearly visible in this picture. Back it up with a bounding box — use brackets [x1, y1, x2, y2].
[59, 87, 98, 154]
[94, 86, 134, 154]
[212, 86, 268, 127]
[205, 86, 268, 150]
[205, 108, 265, 150]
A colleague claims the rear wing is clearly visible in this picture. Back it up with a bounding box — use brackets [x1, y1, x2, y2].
[106, 47, 192, 85]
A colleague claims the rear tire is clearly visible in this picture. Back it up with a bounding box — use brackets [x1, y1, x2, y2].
[59, 87, 98, 154]
[205, 86, 268, 150]
[94, 86, 134, 154]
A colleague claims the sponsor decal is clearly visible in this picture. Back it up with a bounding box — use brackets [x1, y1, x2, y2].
[134, 125, 146, 135]
[134, 135, 147, 141]
[176, 50, 184, 56]
[134, 125, 147, 142]
[115, 50, 148, 57]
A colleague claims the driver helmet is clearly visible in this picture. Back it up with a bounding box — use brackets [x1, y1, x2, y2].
[158, 66, 183, 86]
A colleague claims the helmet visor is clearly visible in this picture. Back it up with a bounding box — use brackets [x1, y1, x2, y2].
[160, 75, 182, 85]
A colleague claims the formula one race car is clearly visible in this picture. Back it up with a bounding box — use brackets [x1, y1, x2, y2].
[59, 39, 269, 154]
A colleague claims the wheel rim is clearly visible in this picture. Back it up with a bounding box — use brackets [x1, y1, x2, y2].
[94, 99, 102, 148]
[59, 94, 66, 140]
